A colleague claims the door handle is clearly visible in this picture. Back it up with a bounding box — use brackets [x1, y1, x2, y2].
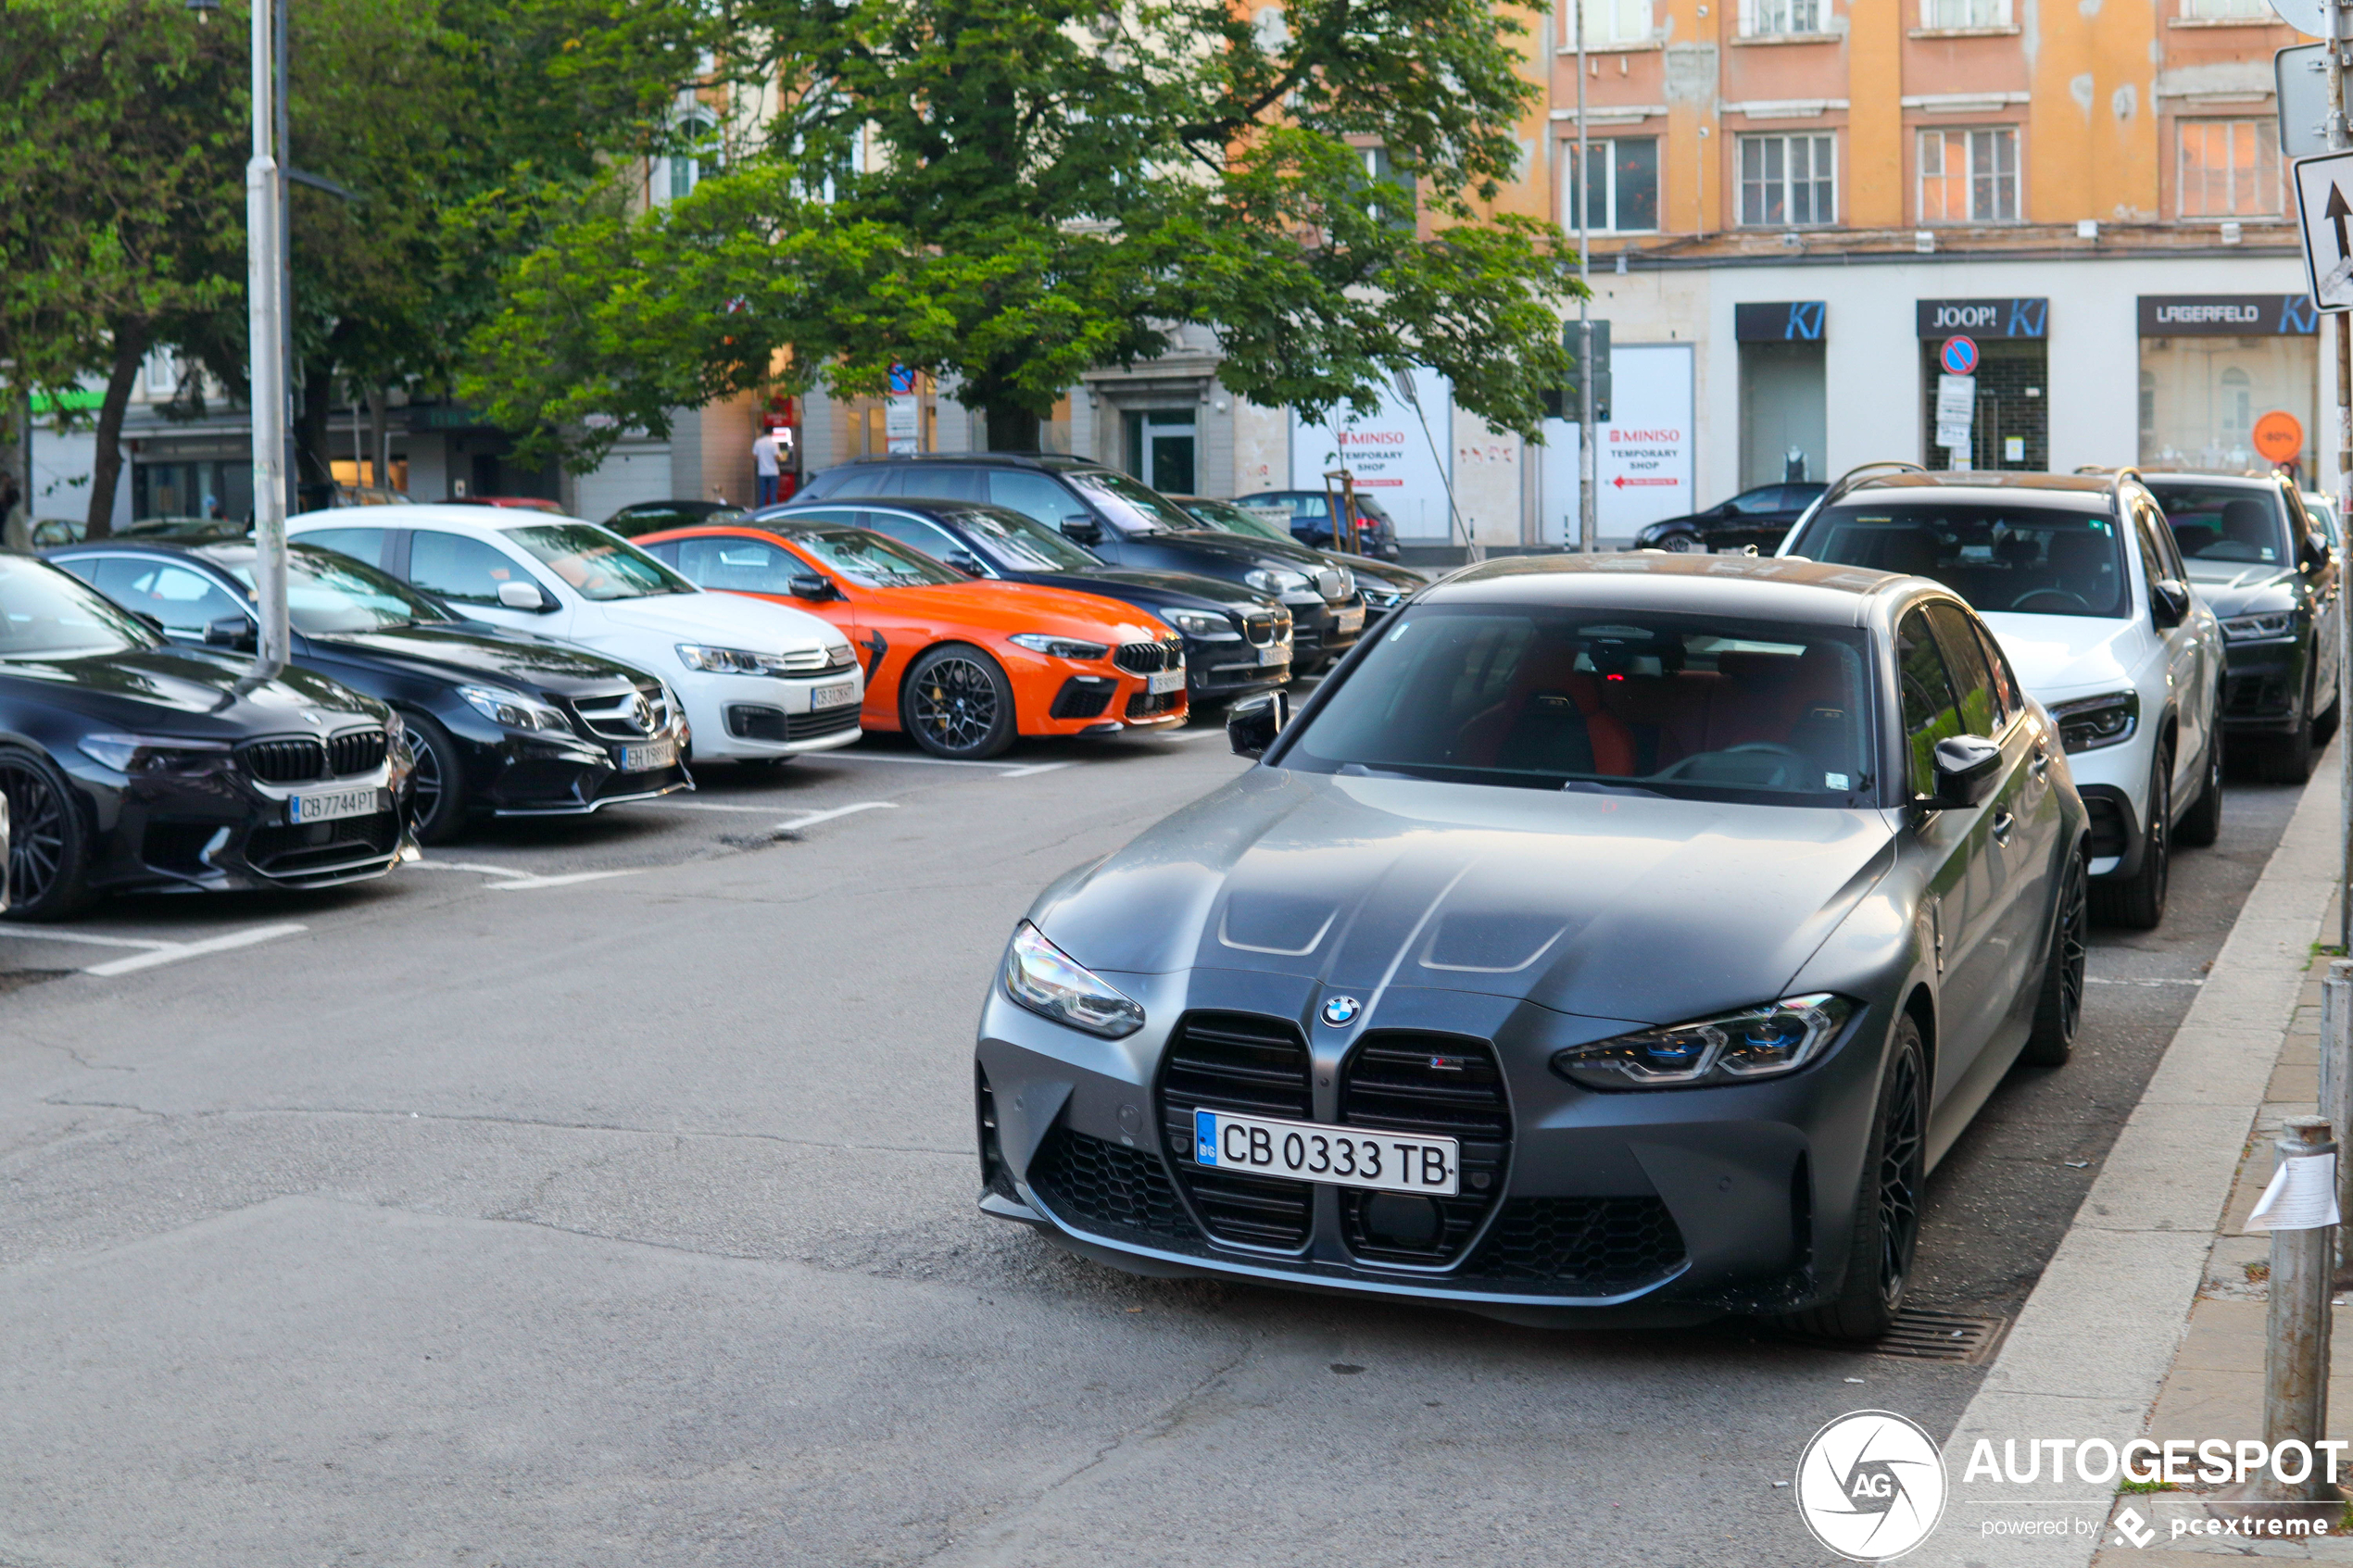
[1992, 809, 2015, 844]
[2030, 747, 2051, 780]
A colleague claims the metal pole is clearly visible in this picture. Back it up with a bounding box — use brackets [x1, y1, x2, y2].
[2334, 0, 2352, 955]
[1576, 0, 1596, 555]
[246, 0, 288, 678]
[274, 0, 295, 521]
[2259, 1117, 2337, 1502]
[2323, 961, 2353, 1273]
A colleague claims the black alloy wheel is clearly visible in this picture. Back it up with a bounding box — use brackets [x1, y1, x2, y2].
[2021, 847, 2088, 1067]
[400, 711, 466, 845]
[1874, 1042, 1925, 1310]
[1659, 533, 1700, 554]
[0, 747, 94, 921]
[2091, 742, 2171, 930]
[2266, 674, 2318, 784]
[1780, 1015, 1927, 1343]
[2175, 725, 2222, 849]
[902, 645, 1017, 759]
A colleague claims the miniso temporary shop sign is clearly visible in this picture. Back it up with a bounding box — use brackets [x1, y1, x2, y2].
[1290, 371, 1454, 540]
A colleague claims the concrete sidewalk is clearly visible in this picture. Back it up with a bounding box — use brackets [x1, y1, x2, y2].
[1914, 745, 2347, 1567]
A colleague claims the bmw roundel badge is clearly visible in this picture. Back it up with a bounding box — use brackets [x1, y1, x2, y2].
[1320, 995, 1362, 1027]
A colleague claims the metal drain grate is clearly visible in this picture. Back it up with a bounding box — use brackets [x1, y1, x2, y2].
[1871, 1308, 2009, 1363]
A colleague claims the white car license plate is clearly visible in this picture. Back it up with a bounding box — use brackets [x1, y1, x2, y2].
[1334, 604, 1366, 633]
[1146, 670, 1185, 695]
[1190, 1109, 1459, 1197]
[1257, 646, 1289, 667]
[620, 738, 676, 772]
[287, 786, 381, 825]
[812, 681, 859, 709]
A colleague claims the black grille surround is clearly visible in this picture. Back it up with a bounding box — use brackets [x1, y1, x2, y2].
[786, 705, 861, 741]
[1125, 687, 1183, 721]
[245, 811, 400, 880]
[1025, 1124, 1194, 1247]
[328, 728, 387, 775]
[2225, 671, 2293, 719]
[241, 737, 327, 784]
[1114, 638, 1184, 675]
[1156, 1011, 1315, 1251]
[1464, 1198, 1688, 1294]
[1337, 1034, 1513, 1267]
[1049, 675, 1116, 720]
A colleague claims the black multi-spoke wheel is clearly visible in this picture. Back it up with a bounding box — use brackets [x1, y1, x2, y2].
[1780, 1016, 1927, 1343]
[2022, 847, 2088, 1066]
[902, 645, 1016, 759]
[1659, 533, 1700, 553]
[0, 747, 94, 921]
[399, 711, 466, 845]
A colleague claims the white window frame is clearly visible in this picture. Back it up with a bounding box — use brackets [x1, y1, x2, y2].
[1737, 133, 1837, 228]
[657, 107, 721, 205]
[1562, 136, 1661, 233]
[2176, 118, 2284, 218]
[1920, 0, 2010, 26]
[2182, 0, 2269, 17]
[1739, 0, 1826, 35]
[1917, 126, 2020, 224]
[1567, 0, 1653, 47]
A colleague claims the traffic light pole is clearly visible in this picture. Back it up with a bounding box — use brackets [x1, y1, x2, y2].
[1576, 0, 1596, 554]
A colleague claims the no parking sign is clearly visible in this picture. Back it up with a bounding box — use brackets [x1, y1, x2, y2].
[1941, 336, 1980, 376]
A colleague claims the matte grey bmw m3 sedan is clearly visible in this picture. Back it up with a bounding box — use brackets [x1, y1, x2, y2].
[975, 555, 2090, 1340]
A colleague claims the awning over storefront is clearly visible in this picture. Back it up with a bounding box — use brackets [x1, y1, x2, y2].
[1733, 301, 1826, 342]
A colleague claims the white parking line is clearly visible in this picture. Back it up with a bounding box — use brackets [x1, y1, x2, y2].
[485, 870, 642, 891]
[811, 752, 1063, 774]
[1159, 728, 1231, 743]
[774, 801, 898, 834]
[0, 922, 308, 977]
[642, 800, 786, 813]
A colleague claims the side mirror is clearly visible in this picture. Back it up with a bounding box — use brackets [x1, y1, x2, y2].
[1930, 734, 2004, 809]
[203, 614, 256, 649]
[788, 573, 835, 601]
[497, 580, 555, 612]
[1061, 514, 1102, 546]
[1227, 689, 1290, 759]
[2149, 577, 2190, 628]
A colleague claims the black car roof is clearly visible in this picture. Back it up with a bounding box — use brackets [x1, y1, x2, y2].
[1421, 551, 1920, 627]
[817, 451, 1101, 473]
[765, 495, 1040, 530]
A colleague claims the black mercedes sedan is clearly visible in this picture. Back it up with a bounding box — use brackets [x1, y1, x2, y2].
[1170, 495, 1429, 630]
[757, 496, 1296, 705]
[789, 454, 1370, 669]
[46, 540, 690, 843]
[0, 552, 412, 919]
[975, 554, 2089, 1340]
[2141, 471, 2341, 784]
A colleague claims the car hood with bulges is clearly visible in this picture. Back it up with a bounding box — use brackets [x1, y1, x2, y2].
[1980, 612, 2145, 700]
[587, 588, 842, 654]
[2181, 561, 2296, 619]
[1031, 769, 1896, 1028]
[863, 580, 1169, 645]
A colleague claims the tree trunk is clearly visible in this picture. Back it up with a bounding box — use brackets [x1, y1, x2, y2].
[84, 323, 150, 540]
[367, 386, 389, 491]
[295, 356, 335, 508]
[984, 401, 1040, 453]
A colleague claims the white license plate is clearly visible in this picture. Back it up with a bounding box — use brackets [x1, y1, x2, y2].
[1257, 646, 1290, 667]
[1146, 670, 1185, 695]
[1189, 1110, 1459, 1197]
[811, 681, 859, 709]
[620, 738, 676, 772]
[287, 786, 382, 824]
[1334, 605, 1365, 633]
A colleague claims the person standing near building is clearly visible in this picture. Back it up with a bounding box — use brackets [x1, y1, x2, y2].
[752, 426, 781, 508]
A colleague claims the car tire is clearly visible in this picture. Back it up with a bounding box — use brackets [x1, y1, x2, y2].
[1659, 533, 1701, 554]
[0, 746, 95, 922]
[399, 710, 468, 846]
[2174, 730, 2223, 849]
[901, 644, 1018, 759]
[2020, 847, 2088, 1068]
[2090, 739, 2171, 930]
[1780, 1014, 1926, 1344]
[2265, 686, 2318, 784]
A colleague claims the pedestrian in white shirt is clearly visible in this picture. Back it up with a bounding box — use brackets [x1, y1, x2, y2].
[752, 428, 782, 508]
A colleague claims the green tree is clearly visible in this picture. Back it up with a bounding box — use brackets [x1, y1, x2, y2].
[460, 0, 1580, 463]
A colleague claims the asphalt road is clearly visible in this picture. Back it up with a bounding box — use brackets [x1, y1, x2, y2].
[0, 721, 2313, 1567]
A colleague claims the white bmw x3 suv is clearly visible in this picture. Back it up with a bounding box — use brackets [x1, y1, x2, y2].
[289, 506, 864, 765]
[1781, 468, 2223, 928]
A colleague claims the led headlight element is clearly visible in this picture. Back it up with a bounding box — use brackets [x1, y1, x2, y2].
[2048, 689, 2138, 754]
[676, 643, 795, 675]
[1008, 633, 1112, 659]
[457, 684, 573, 733]
[1001, 921, 1144, 1038]
[1158, 608, 1239, 640]
[1245, 568, 1310, 596]
[1551, 994, 1856, 1089]
[77, 734, 233, 774]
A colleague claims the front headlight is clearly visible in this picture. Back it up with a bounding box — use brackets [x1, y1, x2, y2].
[457, 684, 573, 734]
[1551, 994, 1856, 1089]
[2049, 689, 2139, 753]
[77, 734, 233, 775]
[676, 643, 794, 675]
[2221, 611, 2297, 643]
[1008, 633, 1113, 659]
[1245, 567, 1310, 596]
[1001, 921, 1144, 1038]
[1158, 608, 1239, 640]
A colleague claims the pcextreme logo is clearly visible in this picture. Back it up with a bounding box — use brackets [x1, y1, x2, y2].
[1796, 1411, 1949, 1562]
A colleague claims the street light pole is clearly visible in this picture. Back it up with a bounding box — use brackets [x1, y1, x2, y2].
[246, 0, 288, 678]
[1576, 0, 1596, 554]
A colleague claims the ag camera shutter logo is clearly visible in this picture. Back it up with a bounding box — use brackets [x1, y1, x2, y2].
[1795, 1411, 1948, 1561]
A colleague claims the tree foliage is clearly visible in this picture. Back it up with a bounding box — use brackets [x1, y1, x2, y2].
[462, 0, 1581, 463]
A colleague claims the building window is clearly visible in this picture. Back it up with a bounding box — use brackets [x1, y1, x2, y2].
[2178, 119, 2281, 217]
[1741, 0, 1824, 33]
[1565, 138, 1660, 232]
[1568, 0, 1652, 46]
[2183, 0, 2269, 16]
[1921, 0, 2009, 25]
[1739, 133, 1836, 227]
[1919, 127, 2019, 223]
[1363, 145, 1416, 227]
[660, 109, 719, 204]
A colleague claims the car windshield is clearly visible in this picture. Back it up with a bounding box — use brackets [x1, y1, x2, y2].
[1799, 503, 2130, 618]
[2145, 483, 2293, 572]
[0, 556, 159, 658]
[506, 523, 693, 598]
[1184, 498, 1293, 545]
[227, 546, 453, 634]
[1282, 604, 1874, 804]
[1063, 469, 1208, 535]
[943, 506, 1105, 571]
[790, 528, 966, 587]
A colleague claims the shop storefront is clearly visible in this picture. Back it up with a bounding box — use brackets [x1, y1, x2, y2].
[2136, 295, 2319, 480]
[1735, 301, 1827, 489]
[1917, 297, 2048, 472]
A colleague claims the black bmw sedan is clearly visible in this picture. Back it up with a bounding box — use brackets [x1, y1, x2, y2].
[47, 540, 690, 843]
[975, 554, 2089, 1340]
[0, 552, 411, 919]
[754, 496, 1296, 705]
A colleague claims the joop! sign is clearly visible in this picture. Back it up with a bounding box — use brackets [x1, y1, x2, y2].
[1915, 298, 2048, 339]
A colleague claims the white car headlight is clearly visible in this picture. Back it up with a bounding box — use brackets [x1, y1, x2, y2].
[676, 643, 795, 675]
[1001, 921, 1144, 1038]
[1008, 633, 1112, 659]
[2049, 690, 2139, 753]
[76, 734, 233, 774]
[456, 684, 573, 733]
[1158, 608, 1239, 640]
[1552, 995, 1856, 1089]
[1245, 567, 1310, 596]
